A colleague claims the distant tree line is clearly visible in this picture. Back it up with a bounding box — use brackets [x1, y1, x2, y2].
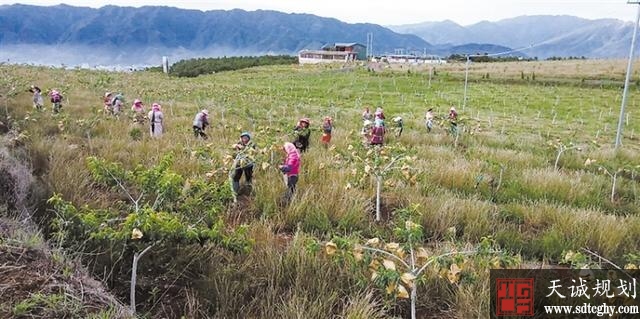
[545, 56, 588, 61]
[446, 54, 538, 63]
[149, 55, 298, 77]
[446, 54, 590, 63]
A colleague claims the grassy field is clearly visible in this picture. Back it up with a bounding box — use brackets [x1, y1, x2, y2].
[1, 59, 640, 318]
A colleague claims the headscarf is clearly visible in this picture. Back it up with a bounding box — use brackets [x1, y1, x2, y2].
[132, 99, 144, 111]
[284, 142, 300, 159]
[152, 103, 161, 111]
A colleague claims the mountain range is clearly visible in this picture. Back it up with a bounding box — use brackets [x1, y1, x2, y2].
[0, 4, 635, 67]
[0, 4, 436, 66]
[389, 15, 636, 59]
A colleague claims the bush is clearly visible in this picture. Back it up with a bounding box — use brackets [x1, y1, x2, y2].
[170, 55, 298, 77]
[129, 127, 142, 141]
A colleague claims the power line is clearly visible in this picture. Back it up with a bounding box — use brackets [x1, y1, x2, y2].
[461, 32, 609, 110]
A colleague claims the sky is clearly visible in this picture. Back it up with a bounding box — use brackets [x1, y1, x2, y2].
[0, 0, 638, 26]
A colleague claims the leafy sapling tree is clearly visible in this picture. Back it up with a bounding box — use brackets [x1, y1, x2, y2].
[548, 139, 582, 170]
[475, 160, 506, 201]
[48, 153, 250, 314]
[339, 144, 415, 221]
[322, 206, 518, 319]
[585, 156, 635, 203]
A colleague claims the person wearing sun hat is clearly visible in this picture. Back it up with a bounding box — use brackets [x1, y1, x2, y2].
[392, 116, 403, 137]
[131, 99, 145, 123]
[425, 108, 435, 133]
[370, 118, 386, 146]
[148, 103, 164, 138]
[279, 142, 301, 205]
[111, 93, 125, 115]
[192, 109, 210, 139]
[320, 116, 333, 148]
[231, 131, 257, 196]
[448, 106, 458, 135]
[49, 89, 63, 114]
[362, 106, 373, 122]
[29, 85, 43, 110]
[103, 92, 113, 114]
[361, 119, 373, 144]
[292, 117, 311, 152]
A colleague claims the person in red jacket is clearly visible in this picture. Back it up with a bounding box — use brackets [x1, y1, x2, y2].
[279, 142, 300, 204]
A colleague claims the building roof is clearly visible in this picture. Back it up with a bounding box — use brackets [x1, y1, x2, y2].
[335, 42, 364, 47]
[321, 42, 365, 49]
[299, 50, 350, 56]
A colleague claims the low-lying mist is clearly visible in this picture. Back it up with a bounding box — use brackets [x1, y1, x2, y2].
[0, 44, 284, 70]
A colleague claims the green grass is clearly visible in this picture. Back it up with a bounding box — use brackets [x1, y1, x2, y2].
[2, 60, 640, 318]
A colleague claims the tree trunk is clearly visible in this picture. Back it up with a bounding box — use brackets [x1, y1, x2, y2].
[611, 172, 618, 203]
[554, 146, 564, 170]
[411, 284, 417, 319]
[376, 175, 382, 222]
[130, 244, 154, 314]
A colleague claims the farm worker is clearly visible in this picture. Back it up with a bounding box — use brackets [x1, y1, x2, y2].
[425, 108, 434, 132]
[111, 93, 124, 115]
[293, 118, 311, 152]
[148, 103, 164, 138]
[392, 116, 404, 137]
[370, 118, 385, 146]
[320, 116, 333, 148]
[131, 99, 145, 123]
[103, 92, 113, 114]
[374, 107, 385, 120]
[192, 109, 209, 139]
[361, 120, 373, 144]
[362, 107, 373, 121]
[131, 99, 144, 112]
[279, 142, 300, 204]
[231, 131, 256, 196]
[29, 85, 43, 110]
[448, 106, 458, 135]
[49, 89, 63, 114]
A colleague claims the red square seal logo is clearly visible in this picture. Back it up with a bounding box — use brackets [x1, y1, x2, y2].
[496, 278, 534, 316]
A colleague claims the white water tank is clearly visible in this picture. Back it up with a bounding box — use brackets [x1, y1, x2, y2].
[162, 56, 169, 73]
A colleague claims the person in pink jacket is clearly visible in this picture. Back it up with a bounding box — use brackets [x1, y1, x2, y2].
[279, 142, 300, 204]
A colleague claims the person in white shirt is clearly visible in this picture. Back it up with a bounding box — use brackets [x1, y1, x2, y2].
[425, 108, 434, 132]
[148, 103, 164, 138]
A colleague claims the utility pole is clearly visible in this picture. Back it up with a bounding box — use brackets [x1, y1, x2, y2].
[615, 1, 640, 150]
[366, 33, 374, 60]
[463, 55, 470, 110]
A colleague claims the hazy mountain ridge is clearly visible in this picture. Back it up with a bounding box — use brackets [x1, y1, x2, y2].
[0, 4, 433, 66]
[389, 15, 635, 58]
[0, 4, 518, 66]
